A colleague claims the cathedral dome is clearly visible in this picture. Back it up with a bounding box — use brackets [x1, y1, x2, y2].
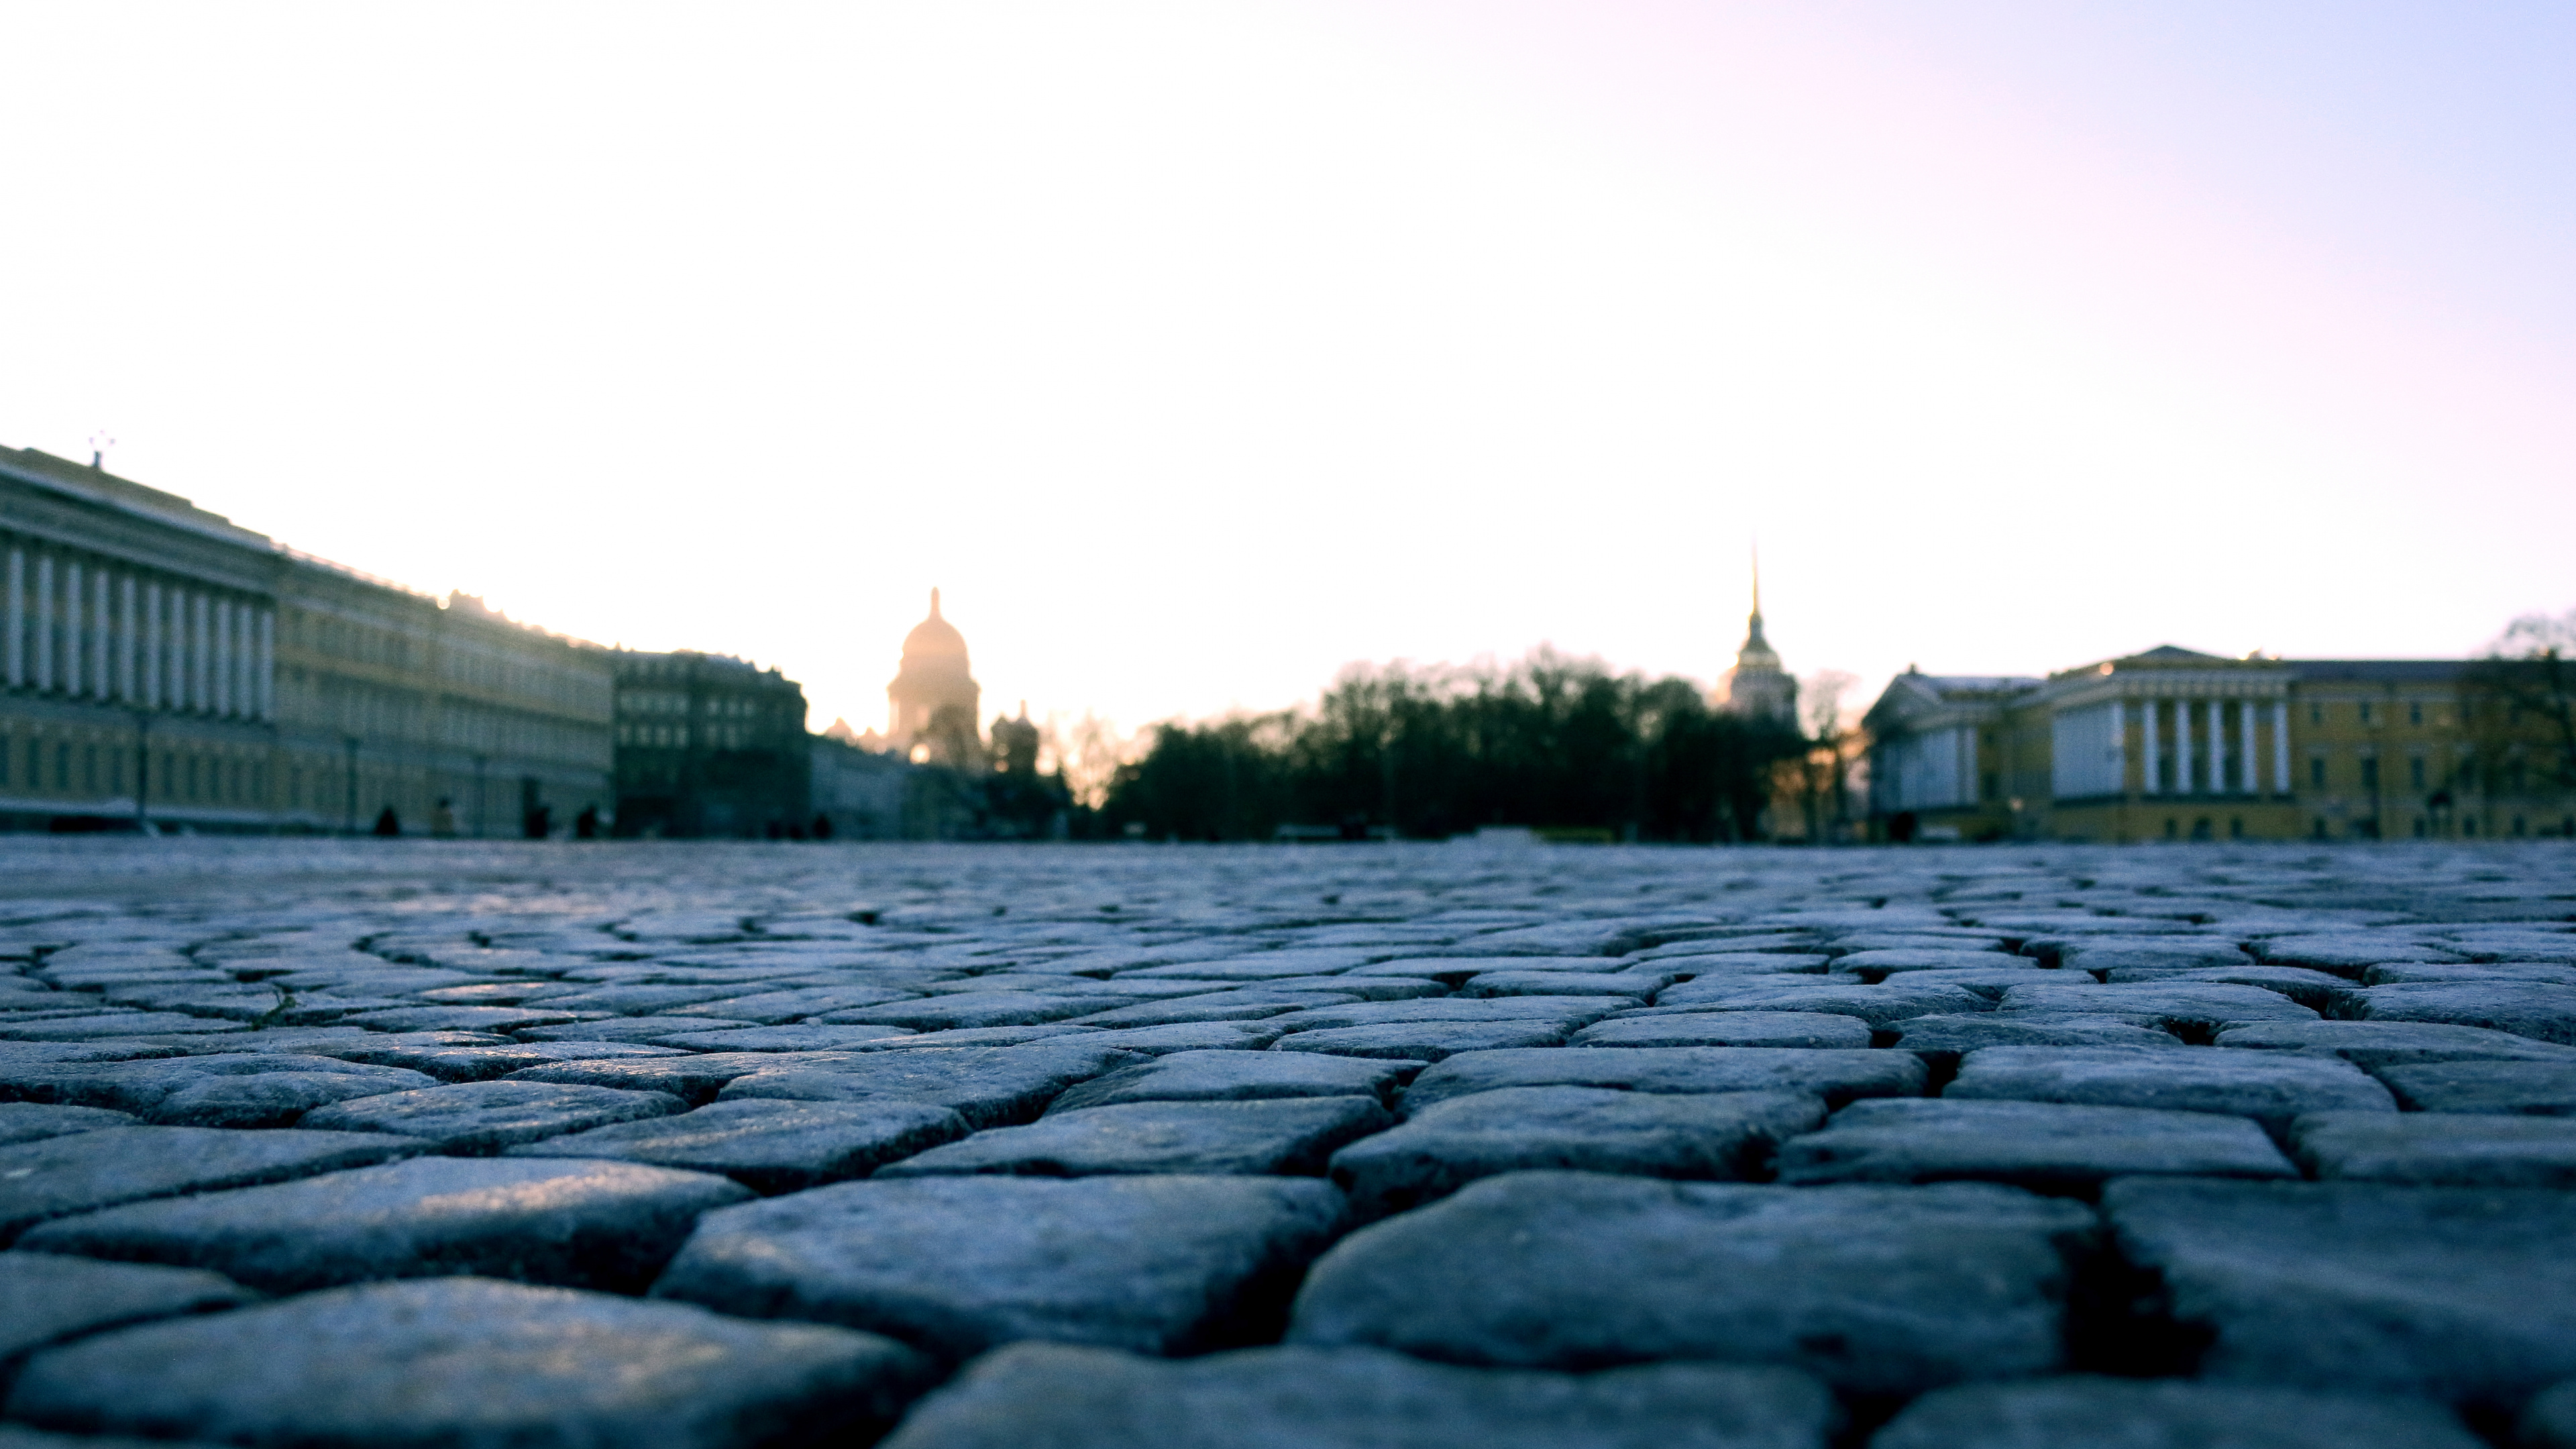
[902, 588, 969, 664]
[889, 588, 982, 759]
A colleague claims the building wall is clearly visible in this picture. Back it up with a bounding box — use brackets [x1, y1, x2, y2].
[609, 650, 810, 838]
[810, 735, 910, 840]
[0, 446, 611, 835]
[1866, 647, 2571, 843]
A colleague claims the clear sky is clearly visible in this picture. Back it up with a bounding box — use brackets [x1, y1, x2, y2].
[4, 3, 2570, 741]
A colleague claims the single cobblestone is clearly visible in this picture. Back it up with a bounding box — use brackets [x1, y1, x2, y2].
[2102, 1176, 2576, 1409]
[879, 1342, 1835, 1449]
[15, 1155, 749, 1292]
[654, 1174, 1347, 1359]
[1869, 1377, 2487, 1448]
[0, 1254, 250, 1370]
[1289, 1172, 2094, 1393]
[4, 1277, 934, 1448]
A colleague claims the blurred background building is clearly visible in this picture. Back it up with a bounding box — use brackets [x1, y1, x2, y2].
[885, 588, 981, 766]
[606, 649, 810, 839]
[1717, 561, 1797, 724]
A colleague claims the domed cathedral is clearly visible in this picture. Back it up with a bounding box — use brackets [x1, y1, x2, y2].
[1719, 550, 1799, 724]
[888, 588, 982, 765]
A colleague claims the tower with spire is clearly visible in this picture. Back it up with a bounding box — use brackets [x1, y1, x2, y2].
[1719, 547, 1799, 724]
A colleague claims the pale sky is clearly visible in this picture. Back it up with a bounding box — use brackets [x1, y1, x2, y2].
[4, 3, 2570, 741]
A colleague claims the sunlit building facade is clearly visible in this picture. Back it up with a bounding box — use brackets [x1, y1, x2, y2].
[1865, 644, 2567, 843]
[1, 445, 612, 834]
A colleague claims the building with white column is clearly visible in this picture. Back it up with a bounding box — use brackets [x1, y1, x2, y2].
[2, 443, 612, 834]
[1861, 643, 2527, 842]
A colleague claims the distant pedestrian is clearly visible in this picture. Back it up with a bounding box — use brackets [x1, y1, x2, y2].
[372, 806, 400, 837]
[575, 805, 599, 839]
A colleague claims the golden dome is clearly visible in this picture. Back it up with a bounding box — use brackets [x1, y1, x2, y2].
[902, 588, 969, 663]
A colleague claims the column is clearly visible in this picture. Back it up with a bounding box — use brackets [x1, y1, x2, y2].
[256, 610, 275, 720]
[63, 561, 83, 697]
[194, 593, 211, 712]
[2176, 694, 2194, 794]
[140, 584, 157, 708]
[90, 570, 107, 698]
[214, 600, 232, 717]
[2273, 700, 2291, 795]
[117, 575, 136, 700]
[4, 547, 20, 687]
[35, 555, 54, 692]
[2109, 700, 2127, 794]
[2142, 700, 2161, 795]
[2237, 699, 2255, 797]
[2215, 696, 2236, 789]
[178, 592, 195, 711]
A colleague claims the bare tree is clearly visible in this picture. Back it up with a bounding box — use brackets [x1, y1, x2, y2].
[2465, 608, 2576, 805]
[1786, 669, 1860, 841]
[1044, 710, 1137, 811]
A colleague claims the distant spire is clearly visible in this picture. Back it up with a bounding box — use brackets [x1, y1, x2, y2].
[930, 587, 941, 619]
[1743, 542, 1768, 649]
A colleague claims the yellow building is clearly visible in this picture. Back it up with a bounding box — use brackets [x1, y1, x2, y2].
[1864, 644, 2569, 843]
[2, 445, 612, 835]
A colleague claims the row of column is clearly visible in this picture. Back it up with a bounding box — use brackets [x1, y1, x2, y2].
[2139, 697, 2290, 796]
[3, 545, 276, 719]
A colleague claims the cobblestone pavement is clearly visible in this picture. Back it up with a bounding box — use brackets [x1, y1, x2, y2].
[1, 837, 2573, 1448]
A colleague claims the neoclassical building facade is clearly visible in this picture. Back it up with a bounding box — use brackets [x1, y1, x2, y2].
[1, 444, 612, 834]
[1865, 643, 2561, 843]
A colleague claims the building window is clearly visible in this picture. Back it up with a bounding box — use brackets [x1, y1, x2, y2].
[2229, 817, 2244, 839]
[83, 746, 97, 794]
[2359, 702, 2373, 725]
[2359, 758, 2379, 790]
[2310, 757, 2326, 789]
[2309, 702, 2323, 724]
[2409, 702, 2423, 727]
[2463, 816, 2477, 837]
[2408, 758, 2426, 790]
[56, 743, 70, 790]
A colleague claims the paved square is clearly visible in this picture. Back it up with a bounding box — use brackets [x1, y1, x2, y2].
[0, 836, 2569, 1445]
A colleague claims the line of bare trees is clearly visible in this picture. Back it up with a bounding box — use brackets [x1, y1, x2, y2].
[1098, 649, 1810, 843]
